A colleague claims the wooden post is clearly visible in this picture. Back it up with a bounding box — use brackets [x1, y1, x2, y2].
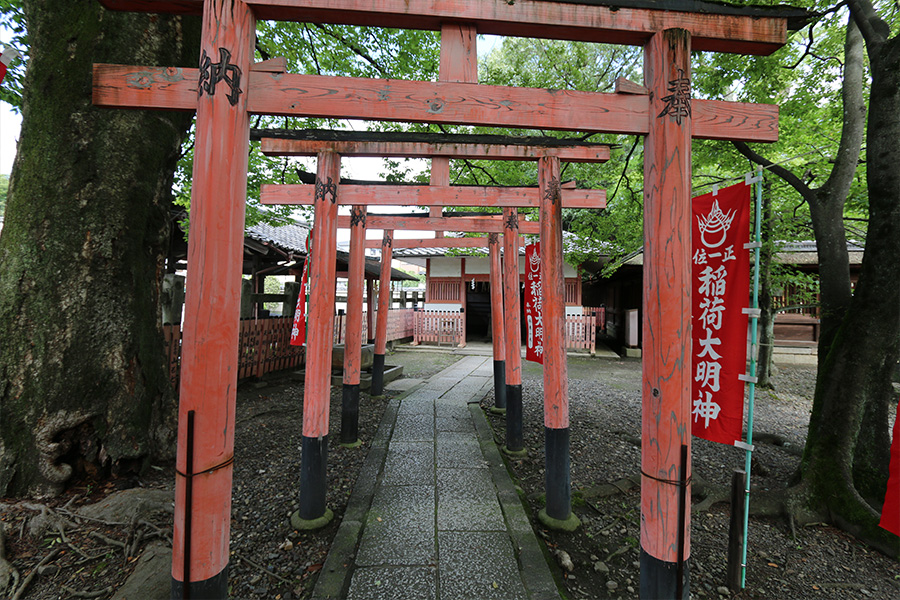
[727, 470, 747, 590]
[283, 281, 300, 318]
[640, 29, 692, 600]
[171, 2, 253, 597]
[371, 230, 393, 396]
[538, 156, 578, 531]
[431, 22, 478, 235]
[341, 205, 366, 447]
[366, 278, 375, 343]
[239, 278, 252, 319]
[459, 257, 467, 347]
[502, 208, 525, 455]
[292, 150, 341, 529]
[161, 274, 185, 325]
[489, 233, 507, 412]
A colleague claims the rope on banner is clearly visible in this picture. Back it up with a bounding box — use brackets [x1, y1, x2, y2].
[736, 166, 764, 588]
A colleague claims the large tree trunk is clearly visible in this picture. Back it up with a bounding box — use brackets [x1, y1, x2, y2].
[0, 2, 199, 497]
[797, 2, 899, 556]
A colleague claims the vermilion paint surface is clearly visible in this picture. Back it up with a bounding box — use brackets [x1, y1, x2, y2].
[489, 234, 506, 363]
[172, 0, 254, 584]
[344, 206, 366, 386]
[374, 231, 393, 355]
[302, 152, 341, 439]
[503, 208, 522, 387]
[539, 157, 568, 430]
[640, 29, 693, 565]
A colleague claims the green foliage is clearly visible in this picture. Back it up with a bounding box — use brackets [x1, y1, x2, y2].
[0, 0, 25, 110]
[0, 173, 7, 215]
[173, 23, 441, 235]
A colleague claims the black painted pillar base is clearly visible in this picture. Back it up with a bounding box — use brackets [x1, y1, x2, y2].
[505, 384, 524, 452]
[544, 426, 571, 520]
[298, 435, 329, 520]
[341, 383, 360, 446]
[371, 353, 386, 396]
[171, 567, 228, 600]
[640, 548, 690, 599]
[492, 360, 507, 411]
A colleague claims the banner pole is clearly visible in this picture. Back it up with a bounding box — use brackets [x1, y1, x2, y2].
[741, 167, 764, 588]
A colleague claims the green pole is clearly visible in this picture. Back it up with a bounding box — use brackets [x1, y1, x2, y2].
[740, 167, 763, 588]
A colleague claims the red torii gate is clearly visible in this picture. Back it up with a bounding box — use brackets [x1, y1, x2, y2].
[93, 1, 801, 597]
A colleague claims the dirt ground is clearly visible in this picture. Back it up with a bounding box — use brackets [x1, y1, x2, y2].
[0, 350, 897, 599]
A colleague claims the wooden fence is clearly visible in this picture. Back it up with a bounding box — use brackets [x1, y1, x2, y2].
[565, 313, 597, 355]
[164, 310, 418, 389]
[413, 310, 466, 346]
[411, 310, 597, 353]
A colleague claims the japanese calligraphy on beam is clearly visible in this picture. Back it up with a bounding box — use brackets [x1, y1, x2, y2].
[98, 0, 804, 56]
[261, 137, 611, 163]
[337, 215, 541, 235]
[261, 184, 607, 209]
[92, 66, 779, 143]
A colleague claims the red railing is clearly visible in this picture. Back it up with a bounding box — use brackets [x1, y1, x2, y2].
[565, 313, 596, 355]
[164, 310, 419, 389]
[413, 310, 465, 346]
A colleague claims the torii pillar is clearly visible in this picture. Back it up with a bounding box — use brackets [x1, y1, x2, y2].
[370, 229, 393, 396]
[640, 29, 693, 599]
[341, 205, 367, 447]
[489, 232, 508, 412]
[502, 208, 525, 455]
[171, 2, 253, 597]
[292, 151, 341, 530]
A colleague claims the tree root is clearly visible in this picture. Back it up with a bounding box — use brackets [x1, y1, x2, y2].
[0, 524, 20, 598]
[61, 584, 115, 598]
[10, 546, 62, 600]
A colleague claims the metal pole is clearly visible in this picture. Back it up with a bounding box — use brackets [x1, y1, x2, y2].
[741, 167, 764, 587]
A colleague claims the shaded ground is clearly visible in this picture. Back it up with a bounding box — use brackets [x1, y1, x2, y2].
[482, 356, 899, 600]
[1, 351, 897, 599]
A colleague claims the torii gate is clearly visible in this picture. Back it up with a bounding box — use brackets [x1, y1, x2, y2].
[93, 1, 800, 597]
[261, 133, 609, 527]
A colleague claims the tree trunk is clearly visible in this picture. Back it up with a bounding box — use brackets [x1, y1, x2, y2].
[756, 180, 775, 388]
[799, 3, 900, 556]
[0, 2, 200, 497]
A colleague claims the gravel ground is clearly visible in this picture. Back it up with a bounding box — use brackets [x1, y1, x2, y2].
[1, 351, 897, 599]
[481, 356, 900, 600]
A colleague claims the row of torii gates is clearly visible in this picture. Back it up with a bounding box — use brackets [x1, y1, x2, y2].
[94, 1, 804, 597]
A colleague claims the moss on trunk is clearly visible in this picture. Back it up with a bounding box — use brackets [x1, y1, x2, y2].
[0, 1, 200, 497]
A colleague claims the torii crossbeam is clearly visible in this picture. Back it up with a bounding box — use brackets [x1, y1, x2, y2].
[93, 1, 801, 597]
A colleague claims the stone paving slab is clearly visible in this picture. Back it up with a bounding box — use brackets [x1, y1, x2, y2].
[391, 413, 435, 442]
[311, 354, 562, 600]
[380, 441, 434, 486]
[346, 566, 437, 600]
[438, 531, 528, 600]
[354, 484, 436, 567]
[436, 467, 505, 531]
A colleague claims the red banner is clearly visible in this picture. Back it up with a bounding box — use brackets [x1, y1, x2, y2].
[289, 259, 308, 346]
[0, 47, 18, 85]
[691, 182, 751, 445]
[879, 398, 900, 536]
[524, 242, 543, 364]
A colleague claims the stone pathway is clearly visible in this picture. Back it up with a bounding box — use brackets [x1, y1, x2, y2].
[312, 355, 560, 600]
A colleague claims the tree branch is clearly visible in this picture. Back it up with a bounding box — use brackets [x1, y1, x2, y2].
[819, 17, 866, 201]
[311, 23, 390, 78]
[846, 0, 890, 49]
[731, 141, 814, 204]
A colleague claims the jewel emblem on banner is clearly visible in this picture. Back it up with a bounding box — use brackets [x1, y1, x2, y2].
[524, 242, 543, 364]
[691, 183, 751, 445]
